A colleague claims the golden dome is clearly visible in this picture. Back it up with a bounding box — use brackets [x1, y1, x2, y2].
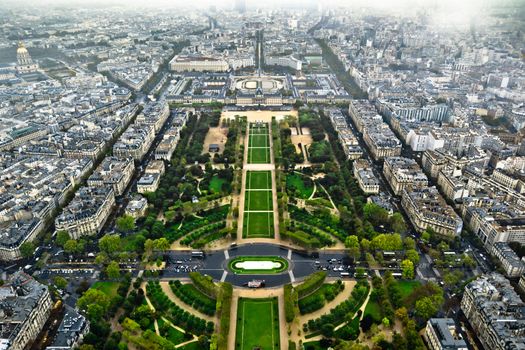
[17, 42, 28, 55]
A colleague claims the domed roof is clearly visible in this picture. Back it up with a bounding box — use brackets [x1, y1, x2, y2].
[17, 42, 28, 55]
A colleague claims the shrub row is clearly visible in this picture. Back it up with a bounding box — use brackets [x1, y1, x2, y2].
[290, 220, 335, 246]
[166, 206, 229, 242]
[299, 281, 344, 314]
[305, 280, 369, 332]
[189, 272, 218, 299]
[289, 205, 347, 241]
[191, 227, 231, 248]
[217, 283, 233, 350]
[169, 280, 217, 316]
[145, 281, 213, 335]
[295, 271, 327, 299]
[281, 230, 322, 249]
[284, 283, 298, 323]
[179, 221, 226, 246]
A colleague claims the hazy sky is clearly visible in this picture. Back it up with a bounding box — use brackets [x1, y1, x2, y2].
[0, 0, 508, 9]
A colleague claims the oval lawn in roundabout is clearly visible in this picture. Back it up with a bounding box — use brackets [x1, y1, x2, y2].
[228, 256, 289, 274]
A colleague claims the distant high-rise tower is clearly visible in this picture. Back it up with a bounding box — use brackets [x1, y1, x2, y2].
[235, 0, 246, 13]
[16, 42, 38, 73]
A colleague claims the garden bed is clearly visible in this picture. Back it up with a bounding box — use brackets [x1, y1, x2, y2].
[228, 256, 289, 274]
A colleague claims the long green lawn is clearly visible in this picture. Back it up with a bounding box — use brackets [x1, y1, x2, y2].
[248, 123, 270, 164]
[243, 212, 274, 238]
[243, 170, 274, 238]
[247, 171, 271, 189]
[245, 190, 272, 211]
[248, 147, 270, 164]
[249, 134, 269, 148]
[236, 298, 280, 350]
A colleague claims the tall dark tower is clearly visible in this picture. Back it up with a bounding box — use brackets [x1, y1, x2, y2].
[235, 0, 246, 13]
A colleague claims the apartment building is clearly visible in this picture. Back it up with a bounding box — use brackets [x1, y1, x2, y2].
[383, 156, 428, 195]
[401, 187, 463, 237]
[0, 272, 53, 350]
[55, 186, 115, 239]
[461, 273, 525, 350]
[87, 156, 135, 196]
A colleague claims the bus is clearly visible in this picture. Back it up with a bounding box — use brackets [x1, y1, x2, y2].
[392, 272, 403, 279]
[191, 251, 204, 259]
[340, 272, 350, 277]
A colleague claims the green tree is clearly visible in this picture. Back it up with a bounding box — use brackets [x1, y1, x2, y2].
[390, 213, 407, 234]
[154, 238, 170, 251]
[56, 230, 71, 247]
[77, 288, 110, 317]
[64, 239, 78, 254]
[360, 238, 370, 252]
[54, 276, 68, 289]
[20, 241, 35, 258]
[363, 203, 389, 226]
[401, 259, 414, 279]
[371, 233, 403, 251]
[320, 323, 335, 337]
[106, 261, 121, 279]
[415, 297, 439, 320]
[345, 235, 361, 261]
[116, 215, 135, 232]
[99, 234, 121, 255]
[403, 237, 416, 250]
[405, 249, 420, 265]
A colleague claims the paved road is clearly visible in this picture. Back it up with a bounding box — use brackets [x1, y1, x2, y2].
[163, 243, 352, 287]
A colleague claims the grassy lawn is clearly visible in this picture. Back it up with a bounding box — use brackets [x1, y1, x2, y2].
[209, 175, 226, 193]
[179, 342, 204, 350]
[363, 297, 382, 322]
[397, 280, 421, 301]
[245, 190, 272, 211]
[248, 123, 270, 164]
[287, 173, 314, 199]
[157, 318, 186, 345]
[249, 134, 269, 148]
[92, 281, 119, 298]
[303, 341, 328, 350]
[243, 212, 274, 238]
[247, 171, 271, 190]
[236, 298, 280, 350]
[228, 256, 288, 274]
[248, 147, 270, 164]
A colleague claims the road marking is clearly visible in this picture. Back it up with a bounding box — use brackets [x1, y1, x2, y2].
[220, 270, 228, 282]
[287, 249, 292, 259]
[289, 270, 295, 283]
[224, 250, 229, 259]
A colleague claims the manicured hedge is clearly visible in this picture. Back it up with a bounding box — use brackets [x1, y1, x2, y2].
[217, 282, 233, 350]
[189, 272, 218, 299]
[179, 221, 226, 246]
[295, 271, 327, 299]
[289, 205, 347, 241]
[284, 283, 298, 323]
[289, 220, 335, 246]
[146, 281, 213, 335]
[169, 280, 216, 316]
[165, 206, 229, 242]
[298, 281, 344, 314]
[305, 280, 369, 332]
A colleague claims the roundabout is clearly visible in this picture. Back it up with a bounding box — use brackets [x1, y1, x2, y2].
[228, 256, 289, 274]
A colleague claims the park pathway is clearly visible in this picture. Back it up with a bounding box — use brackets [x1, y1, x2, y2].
[289, 280, 357, 344]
